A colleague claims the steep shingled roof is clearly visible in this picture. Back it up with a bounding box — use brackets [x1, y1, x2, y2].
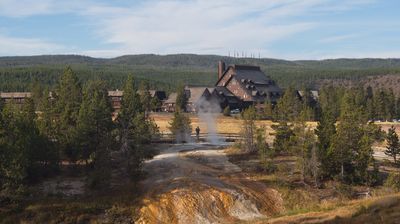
[185, 87, 210, 103]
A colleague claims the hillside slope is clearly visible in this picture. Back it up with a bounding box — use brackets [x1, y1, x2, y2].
[1, 54, 400, 91]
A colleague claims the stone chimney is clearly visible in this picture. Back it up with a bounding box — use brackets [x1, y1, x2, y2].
[218, 60, 226, 80]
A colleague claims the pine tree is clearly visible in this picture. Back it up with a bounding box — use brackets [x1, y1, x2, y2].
[139, 80, 153, 117]
[396, 97, 400, 119]
[241, 106, 257, 152]
[117, 75, 154, 180]
[223, 106, 230, 116]
[256, 126, 274, 172]
[175, 84, 187, 112]
[374, 89, 387, 121]
[315, 107, 336, 178]
[53, 66, 82, 163]
[0, 98, 56, 193]
[263, 100, 274, 120]
[275, 86, 302, 121]
[328, 90, 379, 183]
[329, 91, 363, 182]
[385, 126, 400, 164]
[169, 110, 192, 143]
[289, 110, 317, 183]
[77, 80, 114, 166]
[386, 89, 396, 121]
[272, 121, 294, 155]
[77, 80, 114, 189]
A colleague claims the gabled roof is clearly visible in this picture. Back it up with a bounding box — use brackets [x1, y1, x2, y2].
[185, 87, 210, 103]
[164, 92, 177, 103]
[233, 65, 272, 84]
[211, 86, 241, 104]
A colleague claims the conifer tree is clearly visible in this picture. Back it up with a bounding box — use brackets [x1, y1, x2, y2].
[0, 98, 55, 193]
[169, 110, 192, 143]
[263, 100, 274, 120]
[241, 106, 257, 152]
[315, 107, 336, 178]
[139, 80, 153, 117]
[275, 86, 302, 121]
[289, 110, 317, 183]
[272, 121, 294, 155]
[175, 84, 187, 112]
[223, 106, 230, 116]
[117, 75, 154, 180]
[77, 80, 114, 166]
[385, 126, 400, 164]
[53, 66, 82, 163]
[328, 91, 379, 183]
[256, 126, 274, 171]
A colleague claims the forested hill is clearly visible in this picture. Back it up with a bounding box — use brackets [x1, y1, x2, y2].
[1, 54, 400, 92]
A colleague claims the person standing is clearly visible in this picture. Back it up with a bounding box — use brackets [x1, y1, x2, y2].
[195, 126, 200, 141]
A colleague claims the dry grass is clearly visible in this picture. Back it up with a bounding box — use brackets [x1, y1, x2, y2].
[150, 113, 317, 144]
[261, 193, 400, 224]
[225, 147, 400, 224]
[151, 113, 258, 134]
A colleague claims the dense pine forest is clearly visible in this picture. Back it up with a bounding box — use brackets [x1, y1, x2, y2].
[2, 54, 400, 92]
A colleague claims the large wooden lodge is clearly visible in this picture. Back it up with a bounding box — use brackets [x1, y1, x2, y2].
[1, 61, 288, 114]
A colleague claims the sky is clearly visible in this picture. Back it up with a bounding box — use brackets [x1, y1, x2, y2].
[0, 0, 399, 59]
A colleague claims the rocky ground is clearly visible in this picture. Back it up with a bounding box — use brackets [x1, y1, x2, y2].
[137, 143, 284, 224]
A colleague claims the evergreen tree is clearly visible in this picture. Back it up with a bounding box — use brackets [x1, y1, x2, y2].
[77, 80, 114, 167]
[328, 91, 379, 183]
[385, 126, 400, 164]
[175, 84, 187, 112]
[223, 106, 231, 116]
[275, 86, 302, 121]
[289, 110, 317, 183]
[117, 75, 155, 180]
[374, 89, 387, 120]
[272, 122, 294, 155]
[139, 80, 153, 117]
[396, 97, 400, 119]
[385, 89, 396, 120]
[53, 66, 82, 163]
[0, 98, 56, 193]
[169, 110, 192, 143]
[241, 106, 257, 152]
[256, 126, 274, 172]
[263, 100, 274, 120]
[151, 96, 161, 112]
[318, 86, 344, 119]
[315, 107, 336, 178]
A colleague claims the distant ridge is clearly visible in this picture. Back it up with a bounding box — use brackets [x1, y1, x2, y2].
[1, 54, 400, 92]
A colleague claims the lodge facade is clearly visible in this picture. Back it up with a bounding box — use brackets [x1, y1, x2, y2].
[1, 61, 287, 114]
[161, 61, 283, 113]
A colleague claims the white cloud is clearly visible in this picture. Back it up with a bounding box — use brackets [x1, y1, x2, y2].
[0, 0, 380, 58]
[0, 34, 64, 56]
[81, 0, 323, 56]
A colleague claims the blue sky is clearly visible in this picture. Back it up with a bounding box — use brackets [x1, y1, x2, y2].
[0, 0, 399, 59]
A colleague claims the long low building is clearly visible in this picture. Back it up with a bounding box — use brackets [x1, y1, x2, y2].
[0, 90, 167, 113]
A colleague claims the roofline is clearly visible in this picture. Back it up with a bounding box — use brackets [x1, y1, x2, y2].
[215, 65, 234, 85]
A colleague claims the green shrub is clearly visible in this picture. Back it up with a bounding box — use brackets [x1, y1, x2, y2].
[223, 106, 230, 116]
[336, 183, 354, 199]
[384, 173, 400, 191]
